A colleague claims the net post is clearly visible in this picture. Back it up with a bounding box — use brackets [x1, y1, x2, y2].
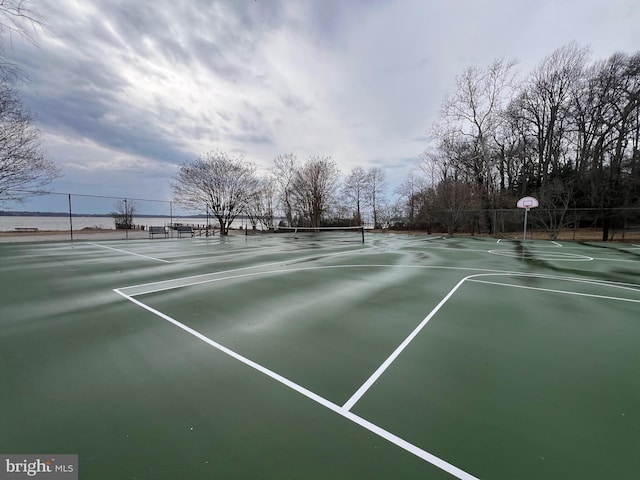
[124, 198, 129, 240]
[361, 225, 365, 244]
[68, 193, 74, 242]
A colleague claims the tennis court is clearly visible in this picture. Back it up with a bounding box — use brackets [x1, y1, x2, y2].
[1, 232, 639, 479]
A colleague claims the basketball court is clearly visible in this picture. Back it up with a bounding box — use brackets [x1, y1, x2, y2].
[1, 232, 638, 479]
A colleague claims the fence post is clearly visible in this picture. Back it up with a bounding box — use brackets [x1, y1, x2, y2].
[68, 194, 74, 242]
[493, 209, 497, 236]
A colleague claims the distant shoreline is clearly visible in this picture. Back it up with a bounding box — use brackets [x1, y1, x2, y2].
[0, 211, 207, 218]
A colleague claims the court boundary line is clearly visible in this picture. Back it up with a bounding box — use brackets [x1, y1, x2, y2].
[117, 247, 368, 295]
[114, 263, 640, 479]
[488, 249, 593, 261]
[495, 239, 563, 247]
[87, 242, 171, 263]
[342, 273, 470, 410]
[341, 270, 640, 409]
[119, 262, 640, 298]
[117, 264, 513, 296]
[147, 243, 343, 262]
[113, 287, 479, 480]
[468, 278, 640, 303]
[590, 256, 640, 263]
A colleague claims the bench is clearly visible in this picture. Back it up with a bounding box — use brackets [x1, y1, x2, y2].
[15, 227, 39, 232]
[176, 225, 194, 238]
[149, 226, 168, 238]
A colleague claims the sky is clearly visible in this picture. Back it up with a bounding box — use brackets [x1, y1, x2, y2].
[6, 0, 640, 214]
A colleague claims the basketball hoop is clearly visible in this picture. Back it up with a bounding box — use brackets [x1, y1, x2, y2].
[517, 196, 539, 211]
[517, 196, 539, 241]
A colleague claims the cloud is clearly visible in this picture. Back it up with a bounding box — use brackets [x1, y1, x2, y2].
[5, 0, 640, 208]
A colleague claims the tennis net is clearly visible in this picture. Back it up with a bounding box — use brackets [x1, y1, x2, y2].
[274, 225, 365, 243]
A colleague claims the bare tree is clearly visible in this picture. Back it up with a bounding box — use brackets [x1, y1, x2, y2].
[291, 156, 340, 227]
[417, 147, 480, 233]
[427, 179, 482, 235]
[0, 86, 60, 202]
[172, 150, 259, 235]
[341, 166, 368, 225]
[365, 167, 386, 229]
[394, 170, 427, 229]
[536, 178, 573, 240]
[246, 176, 278, 231]
[0, 0, 46, 83]
[510, 43, 589, 188]
[271, 153, 298, 227]
[434, 58, 518, 201]
[579, 51, 640, 239]
[374, 197, 396, 230]
[492, 113, 529, 198]
[0, 2, 57, 203]
[111, 199, 139, 229]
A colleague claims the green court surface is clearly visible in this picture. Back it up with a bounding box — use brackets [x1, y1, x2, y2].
[1, 233, 639, 479]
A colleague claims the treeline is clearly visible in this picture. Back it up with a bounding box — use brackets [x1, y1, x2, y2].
[408, 43, 639, 240]
[172, 151, 390, 235]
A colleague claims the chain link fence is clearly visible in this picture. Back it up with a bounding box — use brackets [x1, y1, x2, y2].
[394, 207, 640, 242]
[2, 191, 640, 242]
[0, 191, 212, 241]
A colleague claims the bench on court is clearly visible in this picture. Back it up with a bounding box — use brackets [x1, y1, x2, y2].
[15, 227, 39, 232]
[149, 226, 168, 238]
[176, 225, 194, 238]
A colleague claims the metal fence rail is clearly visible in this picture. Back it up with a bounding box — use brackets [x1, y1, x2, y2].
[394, 207, 640, 242]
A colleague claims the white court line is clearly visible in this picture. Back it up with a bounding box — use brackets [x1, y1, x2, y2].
[492, 239, 563, 248]
[488, 250, 592, 261]
[121, 260, 640, 298]
[342, 274, 470, 411]
[162, 243, 355, 262]
[467, 279, 640, 304]
[383, 236, 446, 248]
[507, 272, 640, 292]
[590, 256, 640, 263]
[158, 247, 274, 261]
[105, 242, 304, 262]
[342, 271, 640, 411]
[122, 264, 514, 297]
[87, 242, 171, 263]
[127, 264, 463, 297]
[113, 288, 478, 480]
[118, 247, 369, 294]
[114, 264, 640, 478]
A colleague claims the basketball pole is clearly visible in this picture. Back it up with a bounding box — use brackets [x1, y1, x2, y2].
[517, 196, 538, 245]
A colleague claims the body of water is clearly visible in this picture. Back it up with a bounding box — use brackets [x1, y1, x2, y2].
[0, 216, 237, 232]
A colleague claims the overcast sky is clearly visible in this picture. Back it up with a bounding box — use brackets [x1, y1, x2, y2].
[7, 0, 640, 213]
